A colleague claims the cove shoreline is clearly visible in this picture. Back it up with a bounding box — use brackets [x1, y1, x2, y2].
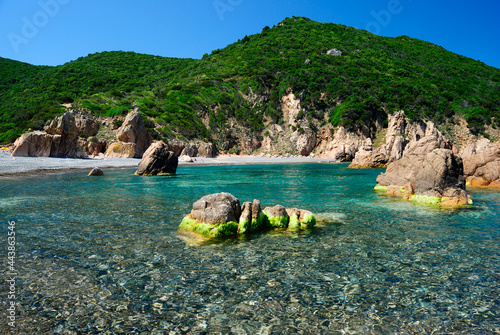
[0, 151, 336, 178]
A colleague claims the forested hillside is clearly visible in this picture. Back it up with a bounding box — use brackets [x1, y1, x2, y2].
[1, 16, 498, 145]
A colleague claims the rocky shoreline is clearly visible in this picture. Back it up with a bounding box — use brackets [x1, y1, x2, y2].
[3, 106, 499, 202]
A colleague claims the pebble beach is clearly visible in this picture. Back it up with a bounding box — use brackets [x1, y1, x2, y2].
[0, 150, 334, 177]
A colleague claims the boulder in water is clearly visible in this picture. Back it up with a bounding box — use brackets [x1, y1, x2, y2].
[135, 141, 178, 176]
[88, 167, 104, 176]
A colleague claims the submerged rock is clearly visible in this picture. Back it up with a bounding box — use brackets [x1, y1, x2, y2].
[135, 141, 178, 176]
[179, 193, 316, 238]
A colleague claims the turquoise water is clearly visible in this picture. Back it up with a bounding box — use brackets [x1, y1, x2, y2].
[0, 163, 499, 334]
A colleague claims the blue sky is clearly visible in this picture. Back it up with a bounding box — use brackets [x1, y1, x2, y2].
[0, 0, 499, 69]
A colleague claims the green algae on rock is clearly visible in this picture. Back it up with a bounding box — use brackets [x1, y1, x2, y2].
[179, 193, 316, 238]
[263, 205, 289, 228]
[286, 208, 316, 230]
[375, 148, 473, 208]
[179, 215, 238, 238]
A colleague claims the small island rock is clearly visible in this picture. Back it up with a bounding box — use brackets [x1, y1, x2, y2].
[179, 194, 316, 238]
[88, 167, 104, 176]
[375, 148, 472, 207]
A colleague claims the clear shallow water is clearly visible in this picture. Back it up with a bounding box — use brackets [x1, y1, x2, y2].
[0, 163, 499, 334]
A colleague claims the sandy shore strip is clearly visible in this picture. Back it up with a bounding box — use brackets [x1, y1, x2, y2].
[0, 151, 335, 177]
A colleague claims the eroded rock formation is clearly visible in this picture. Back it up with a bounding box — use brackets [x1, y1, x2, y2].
[349, 111, 451, 168]
[110, 108, 153, 158]
[11, 110, 99, 158]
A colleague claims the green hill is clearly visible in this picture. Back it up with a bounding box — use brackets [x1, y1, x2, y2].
[1, 16, 499, 145]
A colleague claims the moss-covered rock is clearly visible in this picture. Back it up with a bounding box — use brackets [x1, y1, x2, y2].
[300, 210, 316, 228]
[263, 205, 289, 228]
[179, 193, 317, 239]
[179, 214, 238, 238]
[286, 208, 316, 230]
[409, 194, 473, 207]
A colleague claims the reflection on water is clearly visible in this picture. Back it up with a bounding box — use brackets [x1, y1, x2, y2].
[0, 163, 499, 334]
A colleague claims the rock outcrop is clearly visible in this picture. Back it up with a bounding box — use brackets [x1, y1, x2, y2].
[11, 131, 55, 157]
[349, 111, 451, 168]
[11, 110, 99, 158]
[294, 131, 317, 156]
[179, 193, 316, 238]
[104, 142, 137, 158]
[348, 138, 389, 168]
[111, 108, 153, 158]
[463, 142, 500, 188]
[179, 141, 217, 158]
[135, 141, 178, 176]
[316, 126, 365, 162]
[375, 148, 472, 207]
[326, 48, 342, 56]
[81, 137, 106, 157]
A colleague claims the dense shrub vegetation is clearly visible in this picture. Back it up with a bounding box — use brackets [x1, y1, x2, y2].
[1, 17, 498, 144]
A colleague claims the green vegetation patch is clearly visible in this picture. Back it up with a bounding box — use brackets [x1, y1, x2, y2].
[2, 17, 499, 145]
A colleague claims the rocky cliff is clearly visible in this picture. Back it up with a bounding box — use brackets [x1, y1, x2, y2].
[11, 110, 99, 158]
[11, 108, 219, 159]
